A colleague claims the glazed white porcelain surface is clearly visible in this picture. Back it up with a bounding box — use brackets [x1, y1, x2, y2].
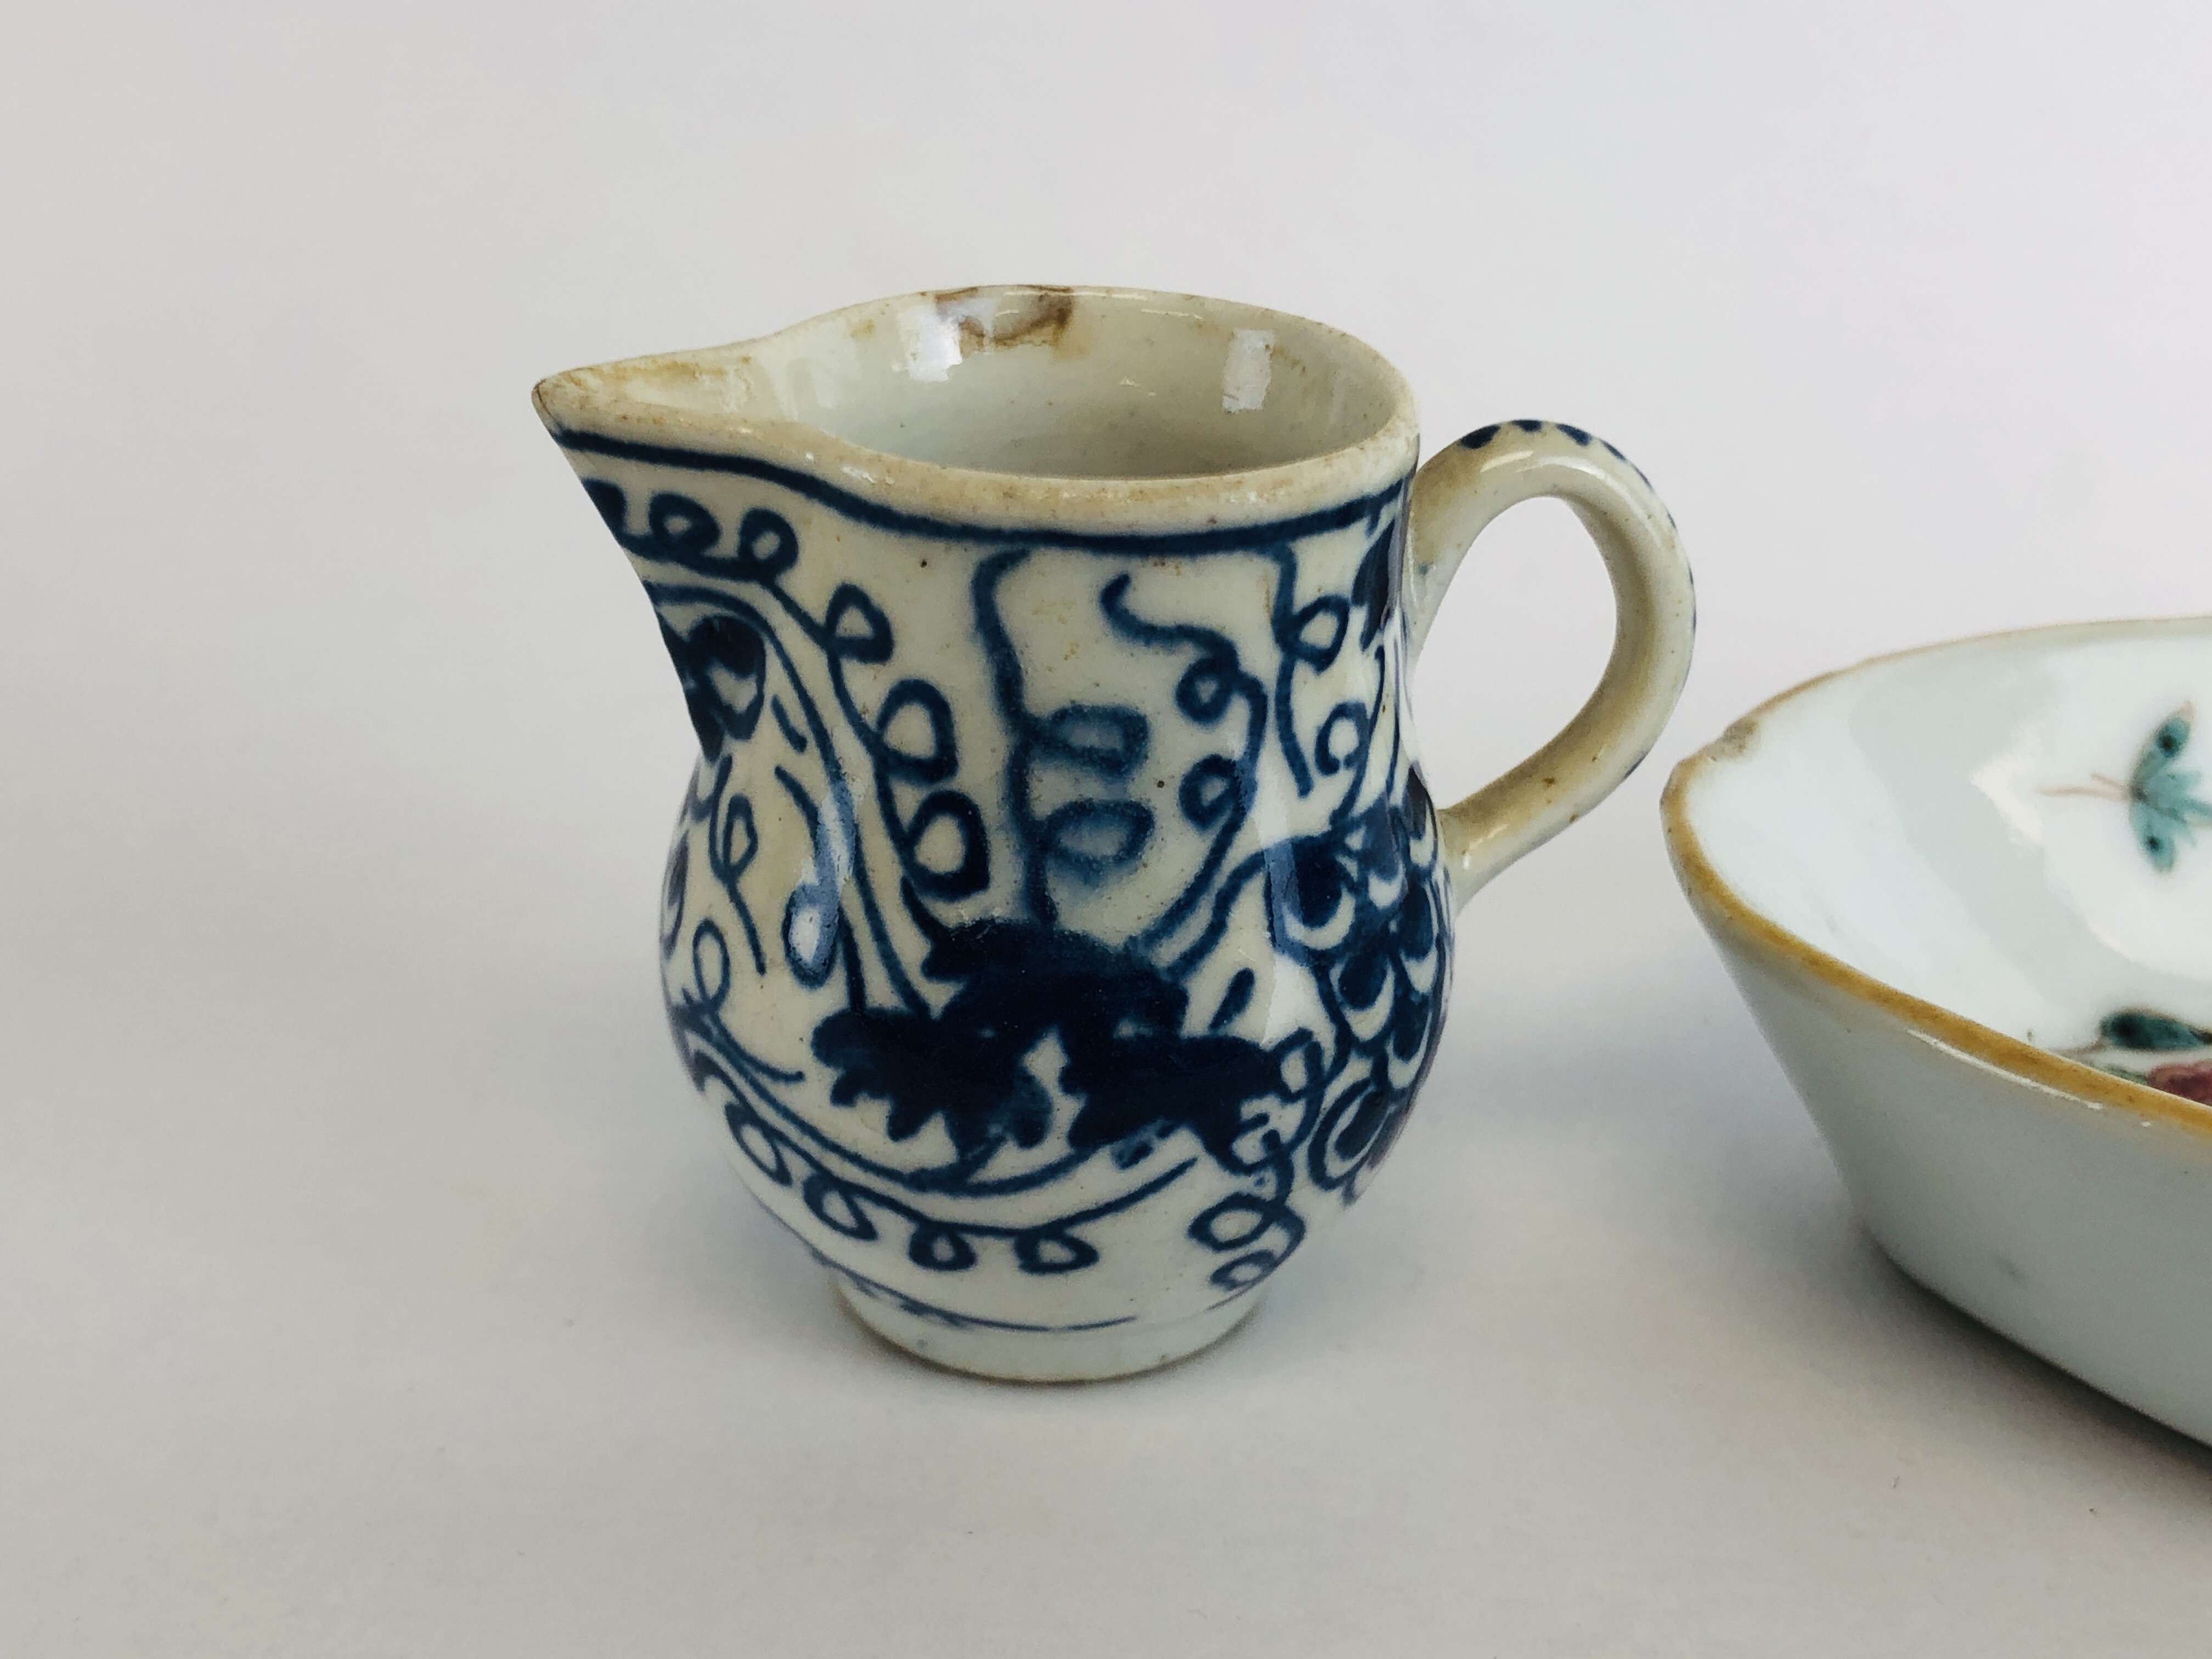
[538, 286, 1694, 1379]
[1667, 618, 2212, 1441]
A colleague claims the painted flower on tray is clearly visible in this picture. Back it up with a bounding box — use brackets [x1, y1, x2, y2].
[2145, 1062, 2212, 1106]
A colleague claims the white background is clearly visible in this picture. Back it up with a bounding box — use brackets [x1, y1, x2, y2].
[7, 3, 2212, 1653]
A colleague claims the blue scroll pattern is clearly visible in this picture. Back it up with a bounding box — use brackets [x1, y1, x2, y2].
[573, 448, 1451, 1310]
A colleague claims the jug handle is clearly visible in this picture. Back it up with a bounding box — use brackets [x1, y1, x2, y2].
[1404, 421, 1695, 914]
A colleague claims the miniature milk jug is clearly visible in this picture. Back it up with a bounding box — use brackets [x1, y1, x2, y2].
[535, 285, 1694, 1379]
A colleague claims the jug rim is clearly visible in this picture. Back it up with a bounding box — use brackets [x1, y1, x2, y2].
[533, 285, 1422, 535]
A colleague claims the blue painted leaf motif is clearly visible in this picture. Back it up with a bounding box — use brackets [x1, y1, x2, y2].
[810, 918, 1284, 1170]
[1260, 774, 1448, 1195]
[2127, 709, 2212, 872]
[660, 614, 766, 758]
[1209, 967, 1257, 1032]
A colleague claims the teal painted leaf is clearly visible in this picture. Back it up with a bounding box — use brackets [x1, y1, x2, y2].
[2100, 1008, 2212, 1052]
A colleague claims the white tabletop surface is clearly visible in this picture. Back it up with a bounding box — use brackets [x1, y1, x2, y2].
[8, 4, 2212, 1653]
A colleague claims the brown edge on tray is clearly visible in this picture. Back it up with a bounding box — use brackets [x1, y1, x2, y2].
[1661, 615, 2212, 1142]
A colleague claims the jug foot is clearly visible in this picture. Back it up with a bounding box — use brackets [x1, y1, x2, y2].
[832, 1279, 1263, 1382]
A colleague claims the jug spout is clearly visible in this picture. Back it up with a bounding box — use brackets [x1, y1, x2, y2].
[533, 341, 812, 769]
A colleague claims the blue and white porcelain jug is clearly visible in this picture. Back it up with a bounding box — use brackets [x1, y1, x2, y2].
[535, 286, 1694, 1379]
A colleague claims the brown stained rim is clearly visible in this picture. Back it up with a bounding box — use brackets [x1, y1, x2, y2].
[1662, 614, 2212, 1142]
[532, 285, 1423, 537]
